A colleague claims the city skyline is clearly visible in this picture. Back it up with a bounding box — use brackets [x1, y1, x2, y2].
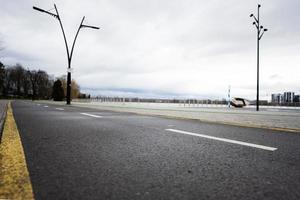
[1, 0, 300, 99]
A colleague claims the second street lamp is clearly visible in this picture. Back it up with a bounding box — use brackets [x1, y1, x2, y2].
[67, 16, 99, 105]
[250, 4, 268, 111]
[33, 4, 99, 105]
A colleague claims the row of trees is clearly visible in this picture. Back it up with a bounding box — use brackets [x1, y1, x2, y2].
[0, 61, 83, 101]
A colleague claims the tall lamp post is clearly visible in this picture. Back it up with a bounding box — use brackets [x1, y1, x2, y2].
[250, 4, 268, 111]
[33, 4, 99, 105]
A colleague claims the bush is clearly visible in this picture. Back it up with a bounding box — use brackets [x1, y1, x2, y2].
[52, 80, 65, 101]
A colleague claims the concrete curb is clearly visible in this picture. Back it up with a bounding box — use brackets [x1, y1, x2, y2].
[0, 101, 9, 142]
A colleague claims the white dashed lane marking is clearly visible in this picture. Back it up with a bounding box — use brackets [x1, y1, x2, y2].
[80, 113, 103, 118]
[55, 108, 64, 111]
[165, 128, 277, 151]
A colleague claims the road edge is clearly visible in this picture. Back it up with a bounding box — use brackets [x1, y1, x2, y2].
[0, 101, 35, 200]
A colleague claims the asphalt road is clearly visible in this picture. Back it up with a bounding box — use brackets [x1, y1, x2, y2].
[12, 100, 300, 200]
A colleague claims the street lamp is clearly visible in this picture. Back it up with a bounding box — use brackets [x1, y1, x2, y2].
[250, 4, 268, 111]
[33, 4, 99, 105]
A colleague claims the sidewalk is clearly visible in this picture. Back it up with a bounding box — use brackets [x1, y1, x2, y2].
[39, 100, 300, 133]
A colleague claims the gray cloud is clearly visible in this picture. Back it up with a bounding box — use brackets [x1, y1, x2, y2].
[0, 0, 299, 100]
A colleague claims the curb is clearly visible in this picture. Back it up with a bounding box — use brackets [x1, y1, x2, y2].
[0, 101, 35, 199]
[0, 101, 9, 143]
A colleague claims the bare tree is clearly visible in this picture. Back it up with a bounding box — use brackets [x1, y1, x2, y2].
[0, 62, 5, 95]
[28, 70, 38, 100]
[0, 40, 4, 52]
[36, 70, 52, 99]
[0, 40, 5, 95]
[2, 67, 12, 96]
[0, 60, 74, 100]
[28, 69, 53, 100]
[10, 64, 25, 96]
[22, 69, 31, 97]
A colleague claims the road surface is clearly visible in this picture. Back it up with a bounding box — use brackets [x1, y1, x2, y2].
[11, 101, 300, 200]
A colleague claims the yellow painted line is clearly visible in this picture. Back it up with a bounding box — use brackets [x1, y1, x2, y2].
[0, 102, 35, 200]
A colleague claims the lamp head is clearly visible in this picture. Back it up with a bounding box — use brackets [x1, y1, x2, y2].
[81, 24, 100, 30]
[33, 6, 46, 13]
[33, 5, 58, 19]
[250, 14, 253, 17]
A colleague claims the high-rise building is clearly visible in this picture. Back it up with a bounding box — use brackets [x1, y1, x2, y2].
[294, 95, 300, 103]
[271, 93, 283, 104]
[283, 92, 295, 103]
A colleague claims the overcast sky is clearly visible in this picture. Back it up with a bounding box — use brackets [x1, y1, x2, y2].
[1, 0, 300, 99]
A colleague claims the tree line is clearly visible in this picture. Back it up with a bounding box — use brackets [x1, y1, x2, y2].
[0, 61, 86, 101]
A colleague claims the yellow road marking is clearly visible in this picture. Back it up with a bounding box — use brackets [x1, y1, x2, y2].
[0, 102, 34, 200]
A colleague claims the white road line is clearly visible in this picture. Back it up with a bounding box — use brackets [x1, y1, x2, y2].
[37, 104, 41, 106]
[44, 106, 49, 108]
[55, 108, 64, 111]
[80, 113, 103, 118]
[165, 129, 277, 151]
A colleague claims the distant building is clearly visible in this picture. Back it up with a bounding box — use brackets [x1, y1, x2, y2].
[283, 92, 294, 103]
[271, 93, 283, 104]
[294, 95, 300, 103]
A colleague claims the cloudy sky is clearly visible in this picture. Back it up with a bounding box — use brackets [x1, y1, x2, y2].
[0, 0, 299, 99]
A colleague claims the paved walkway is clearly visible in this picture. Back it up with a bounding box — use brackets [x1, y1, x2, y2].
[39, 100, 300, 132]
